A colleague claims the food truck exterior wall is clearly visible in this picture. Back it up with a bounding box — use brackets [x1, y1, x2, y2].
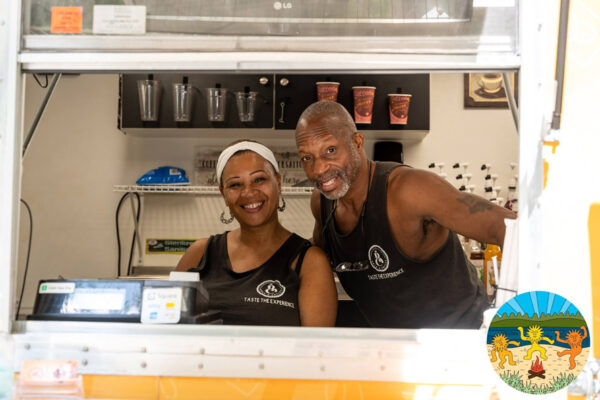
[0, 0, 24, 335]
[1, 0, 599, 398]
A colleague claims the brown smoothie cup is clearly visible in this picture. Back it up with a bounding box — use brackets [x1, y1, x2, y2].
[352, 86, 376, 124]
[388, 94, 412, 125]
[316, 82, 340, 102]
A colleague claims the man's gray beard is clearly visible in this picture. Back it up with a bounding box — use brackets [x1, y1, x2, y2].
[317, 146, 361, 200]
[320, 179, 351, 200]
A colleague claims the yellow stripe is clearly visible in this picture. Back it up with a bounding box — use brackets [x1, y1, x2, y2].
[78, 375, 484, 399]
[589, 203, 600, 359]
[83, 375, 159, 399]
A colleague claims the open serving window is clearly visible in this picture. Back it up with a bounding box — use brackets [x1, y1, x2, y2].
[3, 0, 595, 398]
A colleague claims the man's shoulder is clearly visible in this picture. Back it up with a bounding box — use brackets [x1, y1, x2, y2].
[387, 165, 418, 191]
[387, 166, 438, 187]
[386, 167, 442, 209]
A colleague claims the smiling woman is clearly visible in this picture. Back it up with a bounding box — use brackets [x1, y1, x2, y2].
[176, 140, 337, 327]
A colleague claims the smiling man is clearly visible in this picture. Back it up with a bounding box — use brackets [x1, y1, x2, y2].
[295, 101, 516, 329]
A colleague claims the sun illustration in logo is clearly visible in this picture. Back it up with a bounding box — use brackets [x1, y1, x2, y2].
[555, 326, 588, 370]
[490, 333, 520, 369]
[518, 325, 554, 360]
[526, 325, 543, 341]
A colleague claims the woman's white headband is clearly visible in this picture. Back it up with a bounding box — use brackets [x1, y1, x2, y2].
[216, 141, 279, 183]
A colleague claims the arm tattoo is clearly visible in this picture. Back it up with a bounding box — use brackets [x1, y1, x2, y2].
[456, 194, 493, 214]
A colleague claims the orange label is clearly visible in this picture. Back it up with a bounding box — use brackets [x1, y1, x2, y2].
[51, 7, 83, 34]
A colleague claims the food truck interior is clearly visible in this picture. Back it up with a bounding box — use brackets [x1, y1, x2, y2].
[15, 70, 518, 326]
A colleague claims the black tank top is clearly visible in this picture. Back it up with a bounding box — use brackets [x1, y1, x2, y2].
[189, 232, 311, 326]
[320, 161, 489, 328]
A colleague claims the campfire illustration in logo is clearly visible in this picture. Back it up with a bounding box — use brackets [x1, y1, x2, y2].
[555, 326, 588, 370]
[490, 333, 520, 369]
[528, 356, 545, 379]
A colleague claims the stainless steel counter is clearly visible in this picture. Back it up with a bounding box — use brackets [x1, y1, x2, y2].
[12, 320, 493, 383]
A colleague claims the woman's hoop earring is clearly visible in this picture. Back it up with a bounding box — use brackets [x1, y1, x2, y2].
[278, 195, 286, 212]
[220, 209, 234, 224]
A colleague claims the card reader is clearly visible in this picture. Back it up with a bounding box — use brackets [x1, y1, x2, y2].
[28, 279, 220, 324]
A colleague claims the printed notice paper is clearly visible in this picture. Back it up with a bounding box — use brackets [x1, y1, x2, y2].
[93, 5, 146, 35]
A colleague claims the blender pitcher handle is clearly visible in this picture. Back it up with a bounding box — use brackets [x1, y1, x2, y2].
[278, 101, 286, 124]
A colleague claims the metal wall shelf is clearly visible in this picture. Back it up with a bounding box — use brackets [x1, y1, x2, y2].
[114, 184, 314, 269]
[119, 128, 430, 142]
[113, 185, 314, 195]
[19, 51, 521, 73]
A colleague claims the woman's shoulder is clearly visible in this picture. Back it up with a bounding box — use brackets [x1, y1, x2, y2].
[188, 237, 211, 253]
[175, 233, 226, 271]
[287, 234, 330, 274]
[296, 245, 334, 285]
[288, 232, 312, 246]
[302, 245, 329, 265]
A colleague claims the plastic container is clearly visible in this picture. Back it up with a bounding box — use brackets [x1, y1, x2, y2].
[484, 245, 502, 297]
[173, 83, 194, 122]
[235, 91, 258, 122]
[137, 79, 162, 121]
[205, 87, 228, 121]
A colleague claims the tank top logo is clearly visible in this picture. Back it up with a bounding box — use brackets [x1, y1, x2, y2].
[256, 280, 286, 298]
[368, 245, 389, 272]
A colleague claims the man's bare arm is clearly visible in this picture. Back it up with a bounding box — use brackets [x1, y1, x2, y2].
[393, 169, 516, 245]
[456, 194, 494, 214]
[453, 191, 514, 244]
[309, 189, 325, 248]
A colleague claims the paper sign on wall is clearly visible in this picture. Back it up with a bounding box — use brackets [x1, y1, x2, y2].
[141, 287, 182, 324]
[51, 7, 83, 34]
[93, 5, 146, 35]
[146, 239, 196, 254]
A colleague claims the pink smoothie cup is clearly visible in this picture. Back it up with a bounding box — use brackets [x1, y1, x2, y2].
[316, 82, 340, 102]
[352, 86, 376, 124]
[388, 94, 412, 125]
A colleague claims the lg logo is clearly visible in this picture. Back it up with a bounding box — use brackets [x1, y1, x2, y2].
[273, 1, 292, 10]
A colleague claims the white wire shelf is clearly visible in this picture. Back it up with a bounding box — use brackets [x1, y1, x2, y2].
[113, 185, 314, 195]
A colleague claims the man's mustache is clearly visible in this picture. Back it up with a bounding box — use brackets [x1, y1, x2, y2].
[311, 171, 342, 188]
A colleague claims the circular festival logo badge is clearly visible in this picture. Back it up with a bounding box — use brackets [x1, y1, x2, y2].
[487, 291, 590, 395]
